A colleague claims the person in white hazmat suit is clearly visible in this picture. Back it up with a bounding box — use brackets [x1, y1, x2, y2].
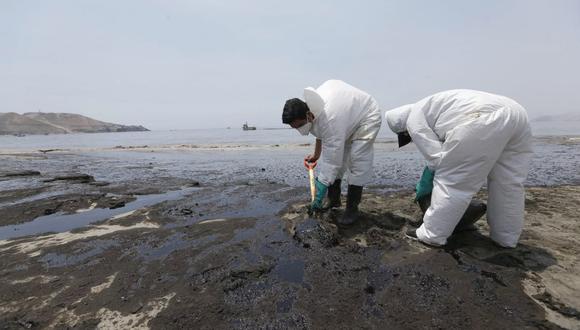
[282, 80, 382, 225]
[386, 89, 533, 248]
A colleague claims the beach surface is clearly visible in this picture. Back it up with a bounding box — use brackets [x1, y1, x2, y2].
[0, 135, 579, 329]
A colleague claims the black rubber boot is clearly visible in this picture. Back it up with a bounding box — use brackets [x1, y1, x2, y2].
[323, 179, 342, 209]
[338, 185, 363, 225]
[454, 200, 487, 233]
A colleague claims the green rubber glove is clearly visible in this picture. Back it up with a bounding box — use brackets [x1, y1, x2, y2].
[415, 166, 435, 202]
[311, 178, 328, 210]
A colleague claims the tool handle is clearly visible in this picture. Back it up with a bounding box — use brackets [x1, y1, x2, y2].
[309, 169, 316, 202]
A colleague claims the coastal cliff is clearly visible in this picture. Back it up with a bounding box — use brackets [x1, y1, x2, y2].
[0, 112, 149, 135]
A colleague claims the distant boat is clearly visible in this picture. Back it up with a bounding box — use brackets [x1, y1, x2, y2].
[242, 122, 256, 131]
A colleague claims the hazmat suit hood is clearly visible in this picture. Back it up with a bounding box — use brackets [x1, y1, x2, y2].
[386, 104, 413, 147]
[303, 87, 325, 118]
[386, 104, 412, 133]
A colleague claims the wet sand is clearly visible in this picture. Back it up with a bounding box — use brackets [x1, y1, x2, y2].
[0, 137, 579, 329]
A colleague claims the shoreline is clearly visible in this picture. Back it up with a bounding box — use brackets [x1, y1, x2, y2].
[1, 134, 578, 155]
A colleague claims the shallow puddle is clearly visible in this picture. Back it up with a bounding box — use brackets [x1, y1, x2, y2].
[132, 232, 219, 262]
[39, 239, 119, 268]
[0, 187, 200, 240]
[274, 259, 305, 284]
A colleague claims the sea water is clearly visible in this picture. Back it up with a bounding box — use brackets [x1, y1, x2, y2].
[0, 125, 578, 190]
[0, 120, 577, 152]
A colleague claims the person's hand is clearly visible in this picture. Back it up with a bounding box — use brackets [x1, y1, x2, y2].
[311, 178, 328, 210]
[415, 166, 435, 201]
[304, 154, 319, 164]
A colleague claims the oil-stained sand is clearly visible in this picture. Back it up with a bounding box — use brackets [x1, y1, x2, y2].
[1, 182, 579, 329]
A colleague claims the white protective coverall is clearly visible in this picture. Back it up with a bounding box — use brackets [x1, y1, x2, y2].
[386, 89, 533, 247]
[304, 80, 382, 187]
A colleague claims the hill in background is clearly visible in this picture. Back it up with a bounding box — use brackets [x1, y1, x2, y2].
[0, 112, 149, 135]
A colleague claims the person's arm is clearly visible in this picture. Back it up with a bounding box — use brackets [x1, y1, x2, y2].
[314, 139, 321, 159]
[407, 107, 443, 170]
[305, 139, 322, 163]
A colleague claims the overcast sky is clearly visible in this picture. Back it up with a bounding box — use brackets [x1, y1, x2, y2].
[2, 0, 579, 130]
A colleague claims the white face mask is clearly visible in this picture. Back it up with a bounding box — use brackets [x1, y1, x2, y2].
[297, 122, 312, 136]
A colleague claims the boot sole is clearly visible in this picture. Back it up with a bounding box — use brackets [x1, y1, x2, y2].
[323, 203, 342, 210]
[337, 218, 356, 225]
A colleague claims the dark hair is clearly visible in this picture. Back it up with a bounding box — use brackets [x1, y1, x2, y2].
[282, 98, 309, 124]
